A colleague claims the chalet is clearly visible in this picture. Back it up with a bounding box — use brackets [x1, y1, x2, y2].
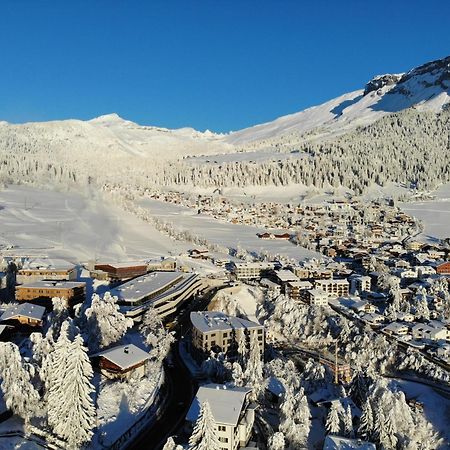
[0, 303, 46, 328]
[189, 248, 210, 260]
[186, 384, 256, 450]
[411, 324, 448, 341]
[92, 344, 149, 379]
[382, 322, 409, 337]
[436, 261, 450, 275]
[92, 261, 148, 281]
[147, 258, 177, 272]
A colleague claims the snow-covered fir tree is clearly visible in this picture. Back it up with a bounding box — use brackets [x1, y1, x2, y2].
[48, 333, 96, 449]
[84, 292, 133, 350]
[0, 342, 41, 426]
[325, 401, 341, 434]
[188, 401, 220, 450]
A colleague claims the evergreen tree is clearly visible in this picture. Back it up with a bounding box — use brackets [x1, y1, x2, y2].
[188, 401, 220, 450]
[0, 342, 41, 425]
[358, 399, 374, 439]
[48, 333, 96, 448]
[343, 404, 354, 438]
[325, 402, 341, 434]
[85, 292, 133, 350]
[268, 431, 285, 450]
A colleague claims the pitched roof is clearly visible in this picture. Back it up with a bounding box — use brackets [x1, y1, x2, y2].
[186, 384, 252, 426]
[0, 303, 46, 322]
[94, 344, 149, 370]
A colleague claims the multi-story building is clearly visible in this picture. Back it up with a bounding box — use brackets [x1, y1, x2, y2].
[314, 279, 349, 298]
[111, 271, 203, 320]
[190, 311, 264, 355]
[91, 261, 148, 281]
[349, 275, 371, 294]
[285, 280, 313, 301]
[230, 262, 276, 280]
[16, 259, 77, 285]
[186, 384, 256, 450]
[305, 288, 329, 306]
[15, 281, 86, 308]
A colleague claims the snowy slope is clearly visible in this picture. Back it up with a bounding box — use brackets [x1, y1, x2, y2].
[0, 113, 232, 160]
[227, 56, 450, 145]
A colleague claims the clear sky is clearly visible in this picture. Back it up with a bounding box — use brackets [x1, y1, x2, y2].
[0, 1, 449, 132]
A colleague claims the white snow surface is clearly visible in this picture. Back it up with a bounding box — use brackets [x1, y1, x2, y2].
[140, 198, 322, 262]
[0, 186, 188, 262]
[402, 183, 450, 243]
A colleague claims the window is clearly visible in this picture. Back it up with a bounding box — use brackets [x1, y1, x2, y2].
[218, 425, 226, 431]
[223, 332, 228, 338]
[219, 437, 228, 443]
[211, 341, 216, 346]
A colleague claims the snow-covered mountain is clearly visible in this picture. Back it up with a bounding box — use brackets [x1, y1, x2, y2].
[0, 112, 231, 160]
[227, 55, 450, 145]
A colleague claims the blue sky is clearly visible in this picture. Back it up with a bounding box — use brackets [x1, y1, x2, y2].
[0, 1, 449, 132]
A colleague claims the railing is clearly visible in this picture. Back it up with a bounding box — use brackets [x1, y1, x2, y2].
[106, 370, 166, 450]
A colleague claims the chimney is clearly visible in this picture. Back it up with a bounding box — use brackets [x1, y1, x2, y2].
[124, 346, 129, 354]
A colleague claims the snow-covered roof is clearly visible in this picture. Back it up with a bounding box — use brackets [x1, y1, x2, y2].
[95, 260, 147, 269]
[190, 311, 263, 333]
[20, 258, 75, 271]
[186, 384, 252, 426]
[0, 303, 46, 321]
[323, 435, 376, 450]
[16, 280, 85, 289]
[274, 269, 299, 282]
[110, 271, 184, 302]
[94, 344, 149, 370]
[232, 261, 276, 269]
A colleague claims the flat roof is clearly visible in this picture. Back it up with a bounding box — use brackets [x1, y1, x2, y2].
[190, 311, 263, 333]
[186, 384, 252, 426]
[16, 281, 85, 289]
[95, 261, 147, 269]
[94, 344, 149, 370]
[0, 303, 46, 321]
[315, 279, 349, 285]
[111, 271, 184, 302]
[232, 262, 276, 269]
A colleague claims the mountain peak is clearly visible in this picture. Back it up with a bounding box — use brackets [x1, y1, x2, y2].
[89, 113, 129, 124]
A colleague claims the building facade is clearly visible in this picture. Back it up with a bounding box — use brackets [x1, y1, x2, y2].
[190, 311, 264, 355]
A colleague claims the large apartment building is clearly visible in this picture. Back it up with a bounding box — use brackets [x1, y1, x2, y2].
[15, 281, 86, 308]
[230, 262, 277, 280]
[314, 279, 349, 298]
[349, 275, 371, 294]
[190, 311, 264, 355]
[186, 384, 256, 450]
[110, 271, 203, 320]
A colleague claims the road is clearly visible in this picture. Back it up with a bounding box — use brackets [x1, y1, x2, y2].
[126, 284, 221, 450]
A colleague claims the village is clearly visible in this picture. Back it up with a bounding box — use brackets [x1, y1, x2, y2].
[0, 185, 449, 449]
